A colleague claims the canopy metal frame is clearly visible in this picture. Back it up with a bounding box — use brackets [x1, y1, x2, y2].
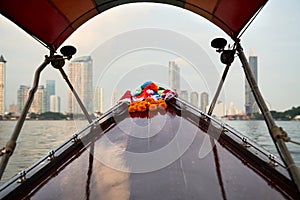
[207, 38, 300, 193]
[236, 41, 300, 193]
[0, 52, 93, 180]
[0, 55, 51, 180]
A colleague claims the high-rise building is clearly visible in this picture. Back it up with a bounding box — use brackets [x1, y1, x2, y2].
[190, 91, 199, 108]
[50, 95, 61, 113]
[18, 85, 47, 114]
[179, 90, 188, 102]
[8, 103, 17, 114]
[245, 55, 259, 115]
[227, 101, 238, 115]
[0, 55, 6, 115]
[214, 101, 226, 119]
[111, 89, 120, 107]
[31, 85, 46, 114]
[46, 80, 55, 112]
[94, 87, 104, 113]
[68, 56, 93, 114]
[169, 61, 180, 92]
[201, 92, 209, 112]
[17, 85, 30, 114]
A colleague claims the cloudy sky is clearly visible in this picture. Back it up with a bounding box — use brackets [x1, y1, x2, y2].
[1, 0, 300, 112]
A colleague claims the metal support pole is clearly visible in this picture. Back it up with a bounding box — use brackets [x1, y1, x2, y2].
[0, 56, 51, 180]
[57, 61, 94, 199]
[58, 68, 92, 123]
[236, 41, 300, 193]
[208, 64, 231, 116]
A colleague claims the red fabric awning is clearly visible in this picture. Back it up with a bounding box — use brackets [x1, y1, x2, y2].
[0, 0, 268, 50]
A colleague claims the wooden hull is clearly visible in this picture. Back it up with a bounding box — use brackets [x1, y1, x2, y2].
[0, 99, 298, 199]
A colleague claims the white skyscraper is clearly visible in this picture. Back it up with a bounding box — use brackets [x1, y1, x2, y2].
[17, 85, 30, 114]
[68, 56, 93, 114]
[31, 85, 46, 114]
[111, 89, 120, 107]
[190, 91, 199, 108]
[46, 80, 55, 112]
[227, 101, 239, 115]
[0, 55, 6, 115]
[50, 95, 61, 113]
[94, 87, 104, 113]
[214, 101, 226, 119]
[201, 92, 209, 112]
[179, 90, 188, 102]
[169, 61, 180, 92]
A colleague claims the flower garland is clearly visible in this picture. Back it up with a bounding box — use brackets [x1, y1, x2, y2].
[126, 81, 176, 116]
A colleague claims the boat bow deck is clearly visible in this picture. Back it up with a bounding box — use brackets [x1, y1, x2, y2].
[0, 99, 298, 199]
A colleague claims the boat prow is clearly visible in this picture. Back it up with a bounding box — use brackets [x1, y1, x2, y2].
[0, 97, 298, 199]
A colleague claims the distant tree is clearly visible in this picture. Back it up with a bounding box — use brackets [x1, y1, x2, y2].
[39, 112, 67, 120]
[253, 113, 264, 120]
[284, 106, 300, 119]
[252, 106, 300, 120]
[28, 112, 39, 119]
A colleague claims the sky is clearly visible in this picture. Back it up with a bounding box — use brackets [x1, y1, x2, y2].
[0, 0, 300, 113]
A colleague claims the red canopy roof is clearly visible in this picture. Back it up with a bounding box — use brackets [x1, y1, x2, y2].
[0, 0, 268, 50]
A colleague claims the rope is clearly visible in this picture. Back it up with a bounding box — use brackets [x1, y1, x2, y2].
[288, 139, 300, 146]
[0, 147, 5, 157]
[286, 163, 298, 170]
[271, 126, 300, 145]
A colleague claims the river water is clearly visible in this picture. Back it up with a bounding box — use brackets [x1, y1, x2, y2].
[0, 119, 300, 185]
[0, 120, 88, 184]
[226, 120, 300, 165]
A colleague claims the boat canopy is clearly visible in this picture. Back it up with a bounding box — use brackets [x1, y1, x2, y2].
[0, 0, 268, 51]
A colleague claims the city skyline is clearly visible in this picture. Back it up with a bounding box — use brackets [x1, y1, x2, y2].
[15, 81, 60, 115]
[0, 57, 282, 116]
[6, 82, 249, 118]
[168, 61, 239, 119]
[1, 51, 295, 115]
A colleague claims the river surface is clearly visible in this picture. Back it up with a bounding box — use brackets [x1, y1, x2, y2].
[0, 119, 300, 185]
[226, 120, 300, 165]
[0, 120, 88, 184]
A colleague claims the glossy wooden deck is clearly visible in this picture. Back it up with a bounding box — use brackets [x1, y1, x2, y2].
[1, 104, 298, 199]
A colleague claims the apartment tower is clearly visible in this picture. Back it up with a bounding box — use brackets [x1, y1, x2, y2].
[0, 55, 6, 115]
[200, 92, 209, 113]
[169, 61, 180, 92]
[190, 91, 199, 107]
[245, 54, 259, 115]
[68, 56, 93, 114]
[46, 80, 55, 112]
